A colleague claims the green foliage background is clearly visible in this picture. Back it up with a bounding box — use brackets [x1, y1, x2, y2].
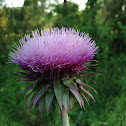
[0, 0, 126, 125]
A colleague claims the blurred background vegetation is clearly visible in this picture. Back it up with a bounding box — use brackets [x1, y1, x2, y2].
[0, 0, 126, 125]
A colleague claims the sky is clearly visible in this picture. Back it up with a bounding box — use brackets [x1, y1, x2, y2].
[4, 0, 88, 11]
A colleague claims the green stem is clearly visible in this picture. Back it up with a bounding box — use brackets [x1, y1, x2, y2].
[61, 108, 70, 126]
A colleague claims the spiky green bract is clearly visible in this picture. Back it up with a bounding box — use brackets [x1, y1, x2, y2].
[24, 76, 97, 115]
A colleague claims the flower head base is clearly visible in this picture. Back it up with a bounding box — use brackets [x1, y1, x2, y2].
[9, 27, 98, 115]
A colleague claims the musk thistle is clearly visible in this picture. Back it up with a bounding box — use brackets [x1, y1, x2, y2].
[9, 27, 98, 126]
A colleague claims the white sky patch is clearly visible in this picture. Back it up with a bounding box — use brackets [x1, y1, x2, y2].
[70, 0, 88, 10]
[4, 0, 87, 11]
[5, 0, 24, 7]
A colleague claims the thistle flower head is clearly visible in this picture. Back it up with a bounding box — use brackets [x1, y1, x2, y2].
[9, 27, 98, 115]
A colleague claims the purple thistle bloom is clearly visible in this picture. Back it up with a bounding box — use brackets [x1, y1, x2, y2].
[9, 27, 98, 115]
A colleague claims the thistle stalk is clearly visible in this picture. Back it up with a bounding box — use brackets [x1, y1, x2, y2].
[61, 108, 70, 126]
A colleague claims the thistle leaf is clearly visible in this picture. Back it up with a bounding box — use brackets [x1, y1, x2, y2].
[32, 85, 47, 107]
[80, 92, 89, 104]
[82, 72, 101, 77]
[17, 83, 34, 97]
[63, 88, 69, 112]
[70, 84, 84, 108]
[69, 94, 75, 111]
[25, 88, 35, 100]
[29, 93, 36, 109]
[45, 89, 54, 115]
[82, 83, 97, 93]
[80, 85, 95, 101]
[76, 79, 97, 93]
[53, 99, 61, 116]
[63, 79, 74, 87]
[83, 78, 96, 84]
[39, 96, 45, 115]
[36, 102, 39, 109]
[54, 83, 64, 111]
